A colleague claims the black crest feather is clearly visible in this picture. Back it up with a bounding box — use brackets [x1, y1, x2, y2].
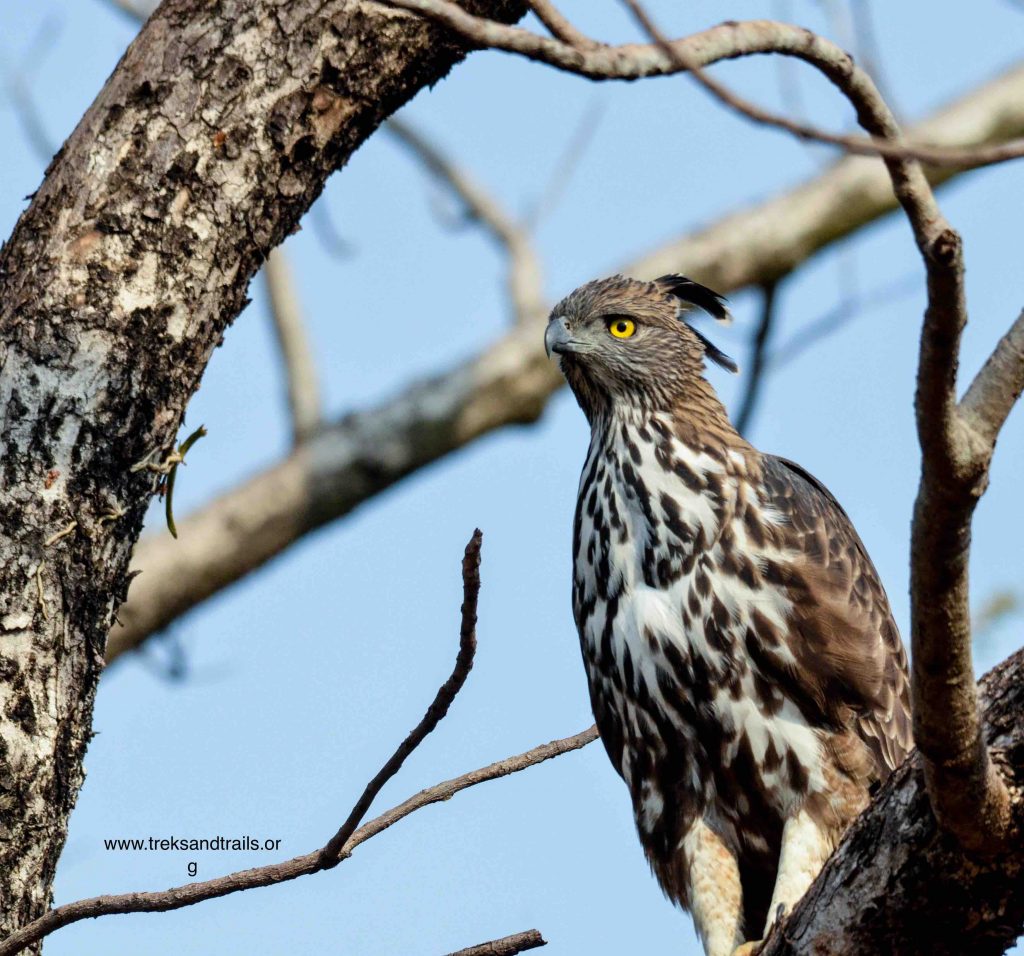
[655, 274, 732, 324]
[689, 327, 739, 374]
[655, 274, 738, 373]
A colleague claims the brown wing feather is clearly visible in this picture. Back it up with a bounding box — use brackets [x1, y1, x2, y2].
[761, 455, 912, 780]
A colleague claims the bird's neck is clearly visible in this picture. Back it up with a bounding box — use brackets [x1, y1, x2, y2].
[594, 378, 750, 460]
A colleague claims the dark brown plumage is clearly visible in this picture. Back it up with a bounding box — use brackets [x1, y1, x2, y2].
[547, 274, 911, 956]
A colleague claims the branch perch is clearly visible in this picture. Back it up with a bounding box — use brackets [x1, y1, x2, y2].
[445, 928, 547, 955]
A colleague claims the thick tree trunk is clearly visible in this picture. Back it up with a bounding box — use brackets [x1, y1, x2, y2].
[761, 647, 1024, 956]
[0, 0, 524, 940]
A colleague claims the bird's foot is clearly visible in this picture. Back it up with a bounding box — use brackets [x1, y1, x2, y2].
[732, 941, 763, 956]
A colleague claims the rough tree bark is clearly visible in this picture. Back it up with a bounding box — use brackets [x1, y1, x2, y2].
[760, 649, 1024, 956]
[0, 0, 525, 939]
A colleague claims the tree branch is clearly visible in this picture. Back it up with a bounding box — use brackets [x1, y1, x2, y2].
[0, 717, 597, 956]
[526, 0, 594, 49]
[263, 248, 322, 445]
[1, 535, 596, 955]
[386, 117, 545, 325]
[382, 1, 1024, 169]
[960, 307, 1024, 452]
[320, 528, 481, 862]
[445, 928, 547, 955]
[107, 64, 1024, 664]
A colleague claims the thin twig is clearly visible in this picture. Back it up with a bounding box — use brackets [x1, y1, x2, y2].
[735, 280, 779, 435]
[445, 928, 547, 956]
[0, 721, 597, 956]
[264, 249, 322, 445]
[523, 97, 605, 230]
[164, 425, 207, 539]
[3, 15, 63, 163]
[321, 528, 482, 862]
[2, 532, 531, 955]
[386, 118, 545, 325]
[383, 0, 1024, 170]
[766, 272, 921, 372]
[342, 725, 598, 852]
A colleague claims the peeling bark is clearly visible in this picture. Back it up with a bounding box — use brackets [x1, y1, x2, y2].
[0, 0, 524, 938]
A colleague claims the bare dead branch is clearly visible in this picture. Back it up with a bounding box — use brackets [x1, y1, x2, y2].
[613, 3, 942, 261]
[106, 64, 1024, 665]
[909, 297, 1024, 853]
[342, 725, 598, 852]
[382, 1, 1024, 170]
[908, 236, 1013, 852]
[735, 280, 780, 435]
[3, 15, 63, 163]
[263, 248, 322, 445]
[386, 117, 545, 325]
[0, 718, 597, 956]
[321, 528, 482, 862]
[0, 534, 593, 956]
[445, 928, 547, 955]
[310, 199, 357, 258]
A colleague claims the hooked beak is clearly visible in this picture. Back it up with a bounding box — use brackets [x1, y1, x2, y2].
[545, 315, 573, 358]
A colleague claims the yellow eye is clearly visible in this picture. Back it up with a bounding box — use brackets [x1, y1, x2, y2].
[608, 318, 636, 339]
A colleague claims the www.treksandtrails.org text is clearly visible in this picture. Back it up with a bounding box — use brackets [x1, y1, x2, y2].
[104, 836, 281, 852]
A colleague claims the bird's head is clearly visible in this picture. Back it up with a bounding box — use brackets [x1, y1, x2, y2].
[545, 274, 737, 422]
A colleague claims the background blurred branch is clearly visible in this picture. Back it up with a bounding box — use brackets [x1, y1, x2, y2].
[100, 0, 159, 19]
[107, 61, 1024, 664]
[386, 117, 545, 325]
[735, 280, 780, 435]
[263, 248, 323, 446]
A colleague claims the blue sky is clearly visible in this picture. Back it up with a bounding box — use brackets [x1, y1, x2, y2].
[2, 2, 1023, 953]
